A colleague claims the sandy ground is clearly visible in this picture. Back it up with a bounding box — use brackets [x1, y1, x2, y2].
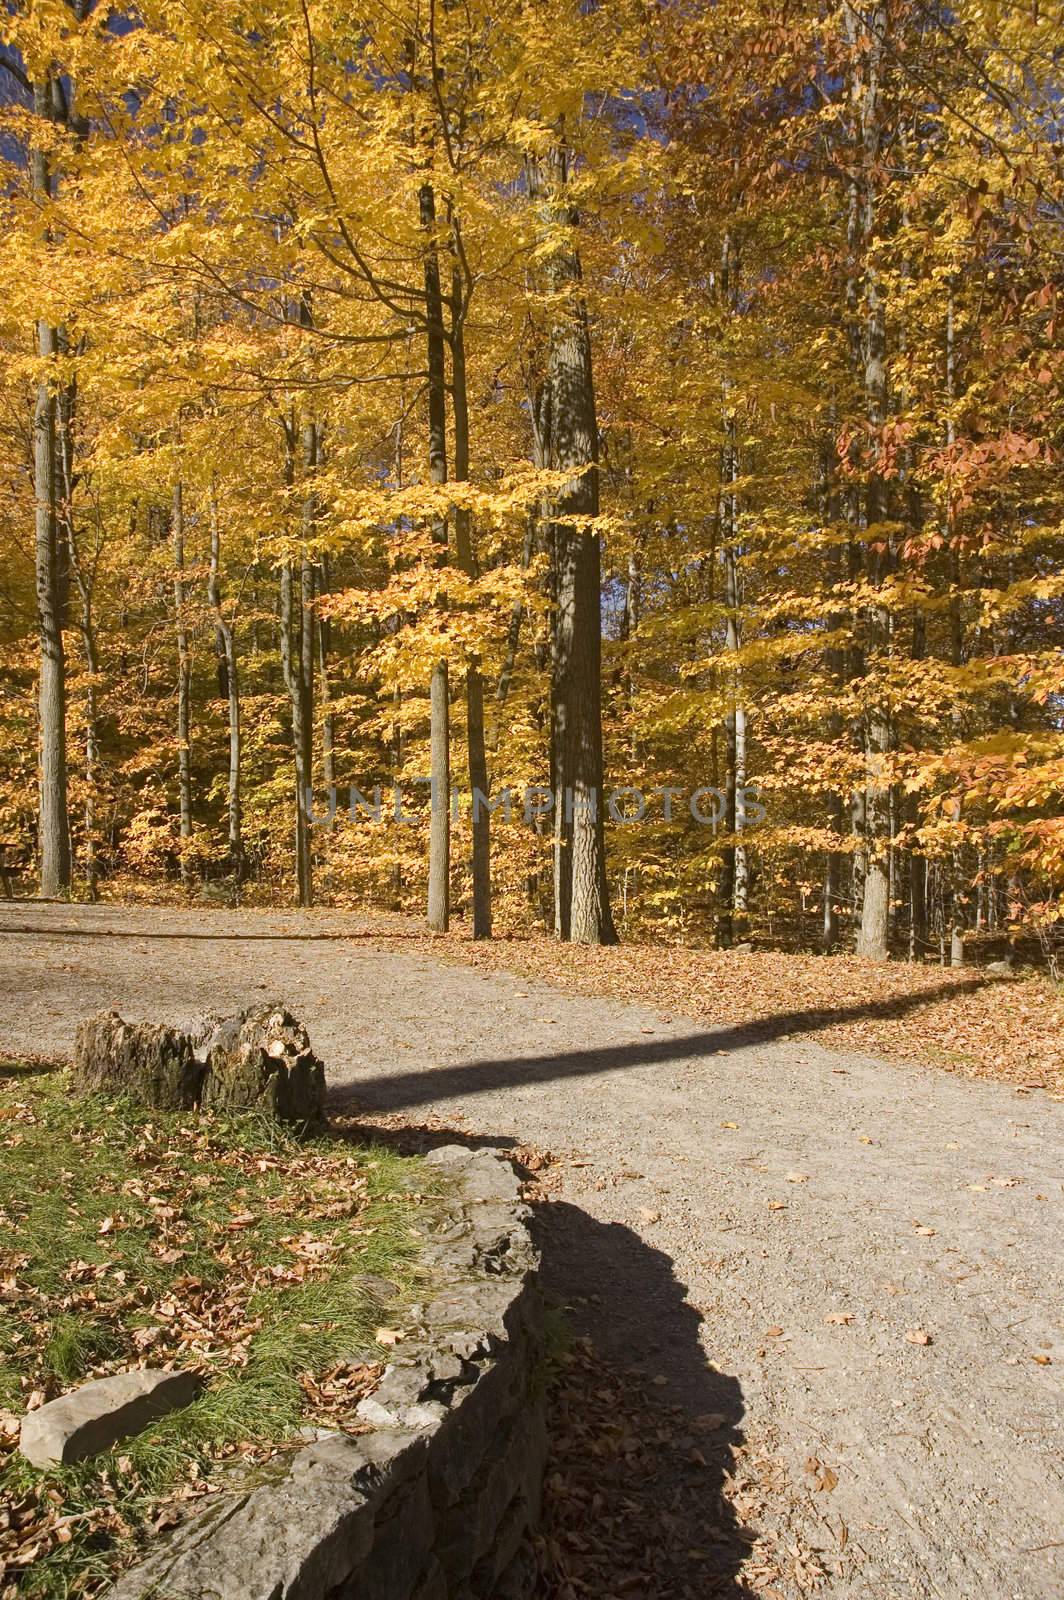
[1, 901, 1062, 1598]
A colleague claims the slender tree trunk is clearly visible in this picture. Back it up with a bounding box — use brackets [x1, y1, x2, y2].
[421, 179, 450, 931]
[908, 608, 928, 958]
[450, 261, 491, 937]
[848, 0, 892, 961]
[59, 383, 99, 902]
[32, 78, 71, 898]
[820, 439, 844, 951]
[318, 552, 336, 790]
[945, 284, 966, 967]
[208, 491, 243, 879]
[540, 146, 616, 945]
[280, 424, 312, 907]
[720, 379, 748, 945]
[66, 525, 99, 901]
[172, 481, 193, 887]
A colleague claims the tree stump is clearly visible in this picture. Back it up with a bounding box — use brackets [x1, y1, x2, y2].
[199, 1002, 325, 1126]
[72, 1012, 205, 1110]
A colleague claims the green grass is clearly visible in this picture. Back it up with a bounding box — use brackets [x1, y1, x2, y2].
[0, 1063, 440, 1598]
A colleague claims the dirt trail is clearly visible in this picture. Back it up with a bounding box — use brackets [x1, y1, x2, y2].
[2, 902, 1062, 1598]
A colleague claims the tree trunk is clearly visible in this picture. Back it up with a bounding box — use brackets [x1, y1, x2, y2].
[848, 0, 892, 962]
[208, 492, 243, 880]
[720, 387, 747, 946]
[280, 423, 312, 907]
[819, 439, 844, 951]
[944, 284, 967, 968]
[421, 179, 450, 932]
[172, 481, 193, 887]
[823, 799, 842, 950]
[450, 263, 491, 938]
[32, 77, 71, 898]
[540, 146, 616, 945]
[318, 552, 336, 791]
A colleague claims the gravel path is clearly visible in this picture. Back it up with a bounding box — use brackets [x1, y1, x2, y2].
[2, 902, 1062, 1598]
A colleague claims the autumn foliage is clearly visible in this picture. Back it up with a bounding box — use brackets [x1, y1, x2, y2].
[0, 0, 1061, 963]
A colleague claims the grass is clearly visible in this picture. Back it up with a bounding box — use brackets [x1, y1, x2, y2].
[0, 1061, 441, 1598]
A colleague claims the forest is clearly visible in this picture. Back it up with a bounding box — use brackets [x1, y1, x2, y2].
[1, 0, 1061, 964]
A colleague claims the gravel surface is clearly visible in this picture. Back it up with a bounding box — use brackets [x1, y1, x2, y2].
[2, 901, 1062, 1598]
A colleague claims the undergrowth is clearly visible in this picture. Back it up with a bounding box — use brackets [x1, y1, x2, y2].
[0, 1062, 440, 1598]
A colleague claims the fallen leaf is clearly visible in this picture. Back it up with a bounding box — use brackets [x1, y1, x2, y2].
[905, 1328, 933, 1345]
[767, 1199, 787, 1211]
[785, 1171, 810, 1184]
[374, 1327, 403, 1346]
[824, 1311, 854, 1325]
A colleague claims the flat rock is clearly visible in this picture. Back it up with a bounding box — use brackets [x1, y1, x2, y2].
[20, 1369, 202, 1468]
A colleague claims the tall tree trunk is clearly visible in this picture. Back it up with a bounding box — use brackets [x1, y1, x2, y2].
[32, 77, 71, 898]
[451, 260, 491, 938]
[820, 437, 844, 951]
[280, 423, 312, 907]
[60, 380, 99, 902]
[208, 491, 243, 880]
[421, 179, 450, 932]
[66, 533, 99, 902]
[908, 606, 928, 958]
[945, 284, 967, 968]
[172, 481, 193, 887]
[300, 424, 317, 900]
[720, 380, 748, 946]
[847, 0, 892, 961]
[540, 146, 616, 945]
[318, 552, 336, 791]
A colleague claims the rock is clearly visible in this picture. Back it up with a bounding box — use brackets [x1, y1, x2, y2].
[72, 1012, 205, 1111]
[19, 1369, 202, 1468]
[200, 1002, 325, 1125]
[732, 941, 754, 954]
[986, 959, 1013, 975]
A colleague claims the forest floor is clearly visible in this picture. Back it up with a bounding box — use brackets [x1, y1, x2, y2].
[1, 900, 1062, 1598]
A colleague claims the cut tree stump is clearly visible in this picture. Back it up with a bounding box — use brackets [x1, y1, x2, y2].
[72, 1012, 205, 1110]
[200, 1002, 325, 1125]
[72, 1003, 325, 1126]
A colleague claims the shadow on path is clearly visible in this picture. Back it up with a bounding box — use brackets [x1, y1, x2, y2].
[328, 973, 1001, 1115]
[340, 1115, 755, 1594]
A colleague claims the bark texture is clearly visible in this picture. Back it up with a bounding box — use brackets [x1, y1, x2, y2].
[421, 179, 450, 932]
[73, 1011, 204, 1110]
[541, 147, 616, 946]
[33, 77, 71, 898]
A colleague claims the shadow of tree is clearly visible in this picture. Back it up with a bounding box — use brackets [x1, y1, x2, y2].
[337, 1113, 757, 1595]
[533, 1201, 755, 1597]
[326, 972, 1002, 1120]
